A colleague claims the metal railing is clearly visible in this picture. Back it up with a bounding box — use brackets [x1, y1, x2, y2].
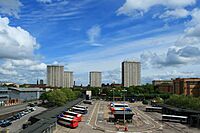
[42, 122, 57, 133]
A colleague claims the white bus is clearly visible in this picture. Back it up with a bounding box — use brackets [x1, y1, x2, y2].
[74, 105, 88, 110]
[71, 107, 88, 114]
[146, 107, 162, 113]
[162, 114, 188, 123]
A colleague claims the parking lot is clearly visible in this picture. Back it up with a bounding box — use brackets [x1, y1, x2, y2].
[55, 100, 200, 133]
[0, 106, 47, 133]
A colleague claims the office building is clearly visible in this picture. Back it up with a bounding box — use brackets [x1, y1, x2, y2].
[173, 78, 200, 97]
[47, 65, 64, 87]
[122, 61, 141, 87]
[89, 71, 102, 87]
[64, 71, 73, 88]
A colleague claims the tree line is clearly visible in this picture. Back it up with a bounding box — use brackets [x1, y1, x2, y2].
[40, 88, 81, 106]
[165, 95, 200, 111]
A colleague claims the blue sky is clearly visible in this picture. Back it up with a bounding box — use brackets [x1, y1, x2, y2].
[0, 0, 200, 85]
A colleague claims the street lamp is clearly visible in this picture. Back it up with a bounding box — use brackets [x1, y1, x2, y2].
[110, 88, 115, 101]
[122, 88, 127, 125]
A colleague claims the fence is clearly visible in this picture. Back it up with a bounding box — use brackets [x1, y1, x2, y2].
[42, 122, 57, 133]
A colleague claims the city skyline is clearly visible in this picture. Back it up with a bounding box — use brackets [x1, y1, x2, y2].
[0, 0, 200, 85]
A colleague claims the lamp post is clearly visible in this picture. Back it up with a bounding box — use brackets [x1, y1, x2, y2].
[111, 88, 115, 101]
[122, 88, 127, 125]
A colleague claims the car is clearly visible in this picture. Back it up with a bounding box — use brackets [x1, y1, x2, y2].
[6, 116, 15, 122]
[22, 121, 31, 129]
[19, 112, 25, 116]
[14, 113, 22, 119]
[0, 120, 3, 125]
[28, 103, 35, 107]
[23, 110, 29, 115]
[27, 107, 36, 111]
[0, 120, 12, 127]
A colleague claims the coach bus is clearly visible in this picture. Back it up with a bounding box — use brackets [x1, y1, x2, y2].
[162, 114, 188, 123]
[57, 117, 79, 128]
[146, 107, 162, 113]
[62, 111, 82, 121]
[71, 107, 88, 114]
[74, 105, 88, 110]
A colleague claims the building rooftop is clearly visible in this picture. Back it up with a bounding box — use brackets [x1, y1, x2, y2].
[47, 65, 64, 67]
[8, 87, 44, 92]
[122, 61, 141, 63]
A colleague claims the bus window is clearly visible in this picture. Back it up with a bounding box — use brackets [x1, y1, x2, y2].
[57, 117, 79, 128]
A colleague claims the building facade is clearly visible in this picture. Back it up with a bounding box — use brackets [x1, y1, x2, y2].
[152, 80, 173, 93]
[8, 87, 45, 101]
[47, 65, 64, 87]
[89, 71, 102, 87]
[64, 71, 73, 88]
[122, 61, 141, 87]
[173, 78, 200, 97]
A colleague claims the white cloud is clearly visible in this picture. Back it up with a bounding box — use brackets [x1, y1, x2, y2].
[0, 17, 46, 83]
[0, 0, 22, 18]
[0, 67, 17, 75]
[0, 59, 47, 83]
[0, 17, 39, 60]
[87, 25, 102, 46]
[29, 63, 46, 71]
[141, 45, 200, 68]
[159, 8, 189, 19]
[36, 0, 52, 4]
[142, 70, 198, 83]
[117, 0, 196, 17]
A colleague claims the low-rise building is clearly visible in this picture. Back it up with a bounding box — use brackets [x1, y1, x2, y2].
[152, 80, 173, 93]
[8, 87, 45, 101]
[173, 78, 200, 97]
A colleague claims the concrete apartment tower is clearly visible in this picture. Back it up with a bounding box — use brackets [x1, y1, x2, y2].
[122, 61, 141, 87]
[47, 65, 64, 87]
[64, 71, 73, 88]
[89, 71, 102, 87]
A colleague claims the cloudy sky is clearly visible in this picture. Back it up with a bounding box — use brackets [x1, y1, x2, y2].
[0, 0, 200, 85]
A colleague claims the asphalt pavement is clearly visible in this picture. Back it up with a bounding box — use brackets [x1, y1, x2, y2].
[1, 106, 47, 133]
[0, 103, 28, 117]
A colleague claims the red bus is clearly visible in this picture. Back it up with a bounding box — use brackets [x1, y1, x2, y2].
[62, 111, 82, 122]
[57, 117, 79, 128]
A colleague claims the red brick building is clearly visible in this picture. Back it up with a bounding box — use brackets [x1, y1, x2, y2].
[152, 80, 173, 93]
[173, 78, 200, 97]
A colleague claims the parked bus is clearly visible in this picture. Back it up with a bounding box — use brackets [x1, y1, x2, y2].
[74, 105, 88, 110]
[110, 103, 131, 113]
[162, 114, 188, 123]
[71, 107, 88, 114]
[62, 111, 82, 122]
[146, 107, 162, 113]
[57, 117, 79, 128]
[83, 100, 93, 105]
[58, 114, 75, 119]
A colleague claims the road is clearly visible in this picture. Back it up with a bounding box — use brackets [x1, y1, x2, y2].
[1, 106, 47, 133]
[0, 103, 28, 116]
[55, 100, 103, 133]
[55, 100, 200, 133]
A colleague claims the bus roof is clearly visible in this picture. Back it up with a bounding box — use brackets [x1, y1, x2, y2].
[72, 107, 86, 110]
[162, 114, 187, 119]
[58, 117, 73, 121]
[146, 107, 162, 109]
[65, 111, 79, 115]
[113, 103, 129, 106]
[74, 105, 88, 108]
[62, 115, 75, 118]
